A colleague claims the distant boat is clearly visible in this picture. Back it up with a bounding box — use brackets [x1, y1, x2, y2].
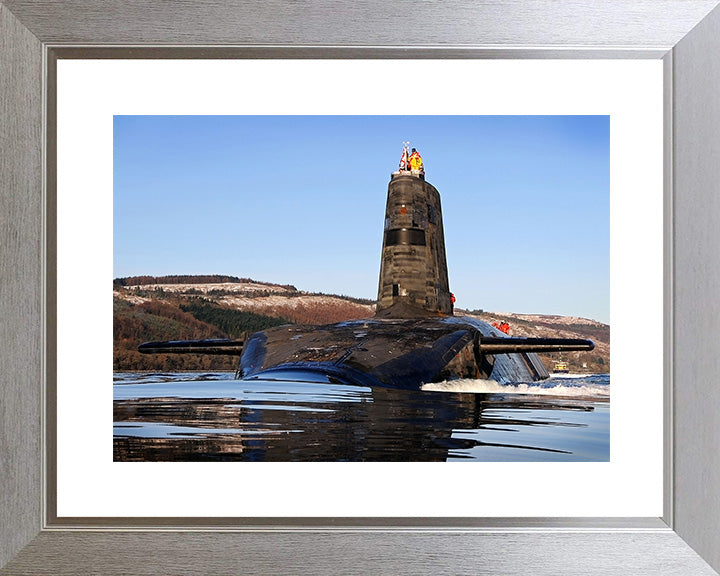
[553, 361, 569, 374]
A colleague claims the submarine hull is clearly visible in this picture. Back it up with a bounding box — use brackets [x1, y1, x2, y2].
[138, 316, 593, 389]
[239, 316, 582, 389]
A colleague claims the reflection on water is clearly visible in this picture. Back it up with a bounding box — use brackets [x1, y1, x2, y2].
[113, 372, 609, 462]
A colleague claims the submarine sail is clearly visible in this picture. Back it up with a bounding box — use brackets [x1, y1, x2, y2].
[376, 173, 452, 316]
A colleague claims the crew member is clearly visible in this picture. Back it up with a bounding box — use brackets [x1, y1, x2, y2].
[492, 321, 511, 334]
[408, 148, 423, 172]
[450, 292, 456, 314]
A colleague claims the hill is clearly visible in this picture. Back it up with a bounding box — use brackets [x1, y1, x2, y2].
[113, 275, 609, 374]
[461, 310, 609, 374]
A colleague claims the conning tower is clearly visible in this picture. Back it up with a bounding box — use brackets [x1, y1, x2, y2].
[376, 149, 452, 317]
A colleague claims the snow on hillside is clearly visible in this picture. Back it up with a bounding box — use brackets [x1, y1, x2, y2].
[114, 284, 376, 325]
[113, 290, 150, 305]
[216, 293, 374, 314]
[501, 313, 605, 327]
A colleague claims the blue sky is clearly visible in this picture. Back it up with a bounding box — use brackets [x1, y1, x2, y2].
[114, 115, 609, 323]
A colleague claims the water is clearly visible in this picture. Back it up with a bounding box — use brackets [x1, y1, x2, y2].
[113, 372, 609, 462]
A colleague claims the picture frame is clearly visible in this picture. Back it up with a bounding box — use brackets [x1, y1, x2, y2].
[2, 1, 719, 574]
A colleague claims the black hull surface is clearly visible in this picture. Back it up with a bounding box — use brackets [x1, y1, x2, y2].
[239, 316, 589, 389]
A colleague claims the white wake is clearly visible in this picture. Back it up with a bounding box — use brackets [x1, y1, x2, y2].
[421, 378, 609, 398]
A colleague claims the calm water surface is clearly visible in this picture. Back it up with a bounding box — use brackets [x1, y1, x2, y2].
[113, 372, 609, 462]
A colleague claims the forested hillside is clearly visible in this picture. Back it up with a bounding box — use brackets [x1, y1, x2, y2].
[114, 275, 609, 374]
[113, 275, 374, 371]
[113, 298, 290, 371]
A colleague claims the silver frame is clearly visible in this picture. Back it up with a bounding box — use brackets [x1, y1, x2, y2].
[2, 2, 720, 574]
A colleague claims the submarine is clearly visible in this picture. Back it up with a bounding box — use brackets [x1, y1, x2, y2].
[139, 146, 594, 389]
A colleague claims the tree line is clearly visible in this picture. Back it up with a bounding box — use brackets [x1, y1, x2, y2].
[179, 302, 289, 338]
[114, 274, 297, 291]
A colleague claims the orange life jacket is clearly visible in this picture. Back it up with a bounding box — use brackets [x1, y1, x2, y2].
[408, 151, 423, 171]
